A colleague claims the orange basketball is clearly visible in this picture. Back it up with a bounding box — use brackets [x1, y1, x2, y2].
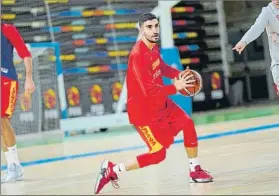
[178, 69, 203, 97]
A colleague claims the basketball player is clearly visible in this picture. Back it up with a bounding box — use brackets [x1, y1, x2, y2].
[233, 0, 279, 97]
[94, 13, 213, 194]
[1, 23, 35, 183]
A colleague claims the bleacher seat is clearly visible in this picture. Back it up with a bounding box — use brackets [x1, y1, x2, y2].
[2, 0, 157, 71]
[171, 0, 222, 72]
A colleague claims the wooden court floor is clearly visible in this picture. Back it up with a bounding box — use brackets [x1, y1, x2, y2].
[1, 115, 279, 195]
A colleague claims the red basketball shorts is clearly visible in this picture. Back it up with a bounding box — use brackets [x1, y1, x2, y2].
[1, 76, 19, 118]
[135, 103, 192, 153]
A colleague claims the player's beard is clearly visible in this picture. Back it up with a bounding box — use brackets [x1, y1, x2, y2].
[146, 35, 159, 43]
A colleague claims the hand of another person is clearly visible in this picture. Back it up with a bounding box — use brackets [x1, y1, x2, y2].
[232, 41, 247, 54]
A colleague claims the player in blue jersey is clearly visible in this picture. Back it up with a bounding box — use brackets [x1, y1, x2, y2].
[1, 23, 35, 183]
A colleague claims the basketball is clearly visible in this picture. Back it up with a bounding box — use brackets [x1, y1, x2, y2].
[178, 69, 203, 97]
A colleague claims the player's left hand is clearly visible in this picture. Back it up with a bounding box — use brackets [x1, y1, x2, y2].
[178, 66, 196, 84]
[178, 66, 192, 79]
[24, 78, 35, 95]
[232, 41, 247, 54]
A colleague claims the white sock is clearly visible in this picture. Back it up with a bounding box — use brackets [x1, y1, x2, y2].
[189, 157, 199, 172]
[4, 151, 9, 161]
[4, 151, 11, 168]
[7, 145, 21, 166]
[113, 163, 126, 174]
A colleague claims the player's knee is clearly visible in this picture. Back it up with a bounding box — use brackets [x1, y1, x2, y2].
[151, 148, 167, 164]
[1, 118, 9, 134]
[137, 148, 166, 168]
[1, 118, 6, 133]
[182, 119, 198, 148]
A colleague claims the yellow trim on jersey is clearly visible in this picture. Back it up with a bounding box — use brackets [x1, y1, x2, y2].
[5, 81, 17, 116]
[139, 126, 163, 153]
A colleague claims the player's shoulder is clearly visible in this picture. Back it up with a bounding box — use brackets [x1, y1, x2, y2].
[261, 6, 269, 12]
[130, 41, 144, 58]
[2, 23, 16, 29]
[265, 2, 279, 15]
[1, 23, 17, 33]
[261, 3, 273, 14]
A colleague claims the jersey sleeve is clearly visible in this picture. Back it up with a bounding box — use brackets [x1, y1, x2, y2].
[160, 58, 180, 79]
[132, 53, 177, 98]
[240, 7, 269, 45]
[5, 25, 31, 59]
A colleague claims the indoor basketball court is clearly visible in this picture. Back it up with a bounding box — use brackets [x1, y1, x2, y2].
[1, 1, 279, 194]
[1, 114, 278, 195]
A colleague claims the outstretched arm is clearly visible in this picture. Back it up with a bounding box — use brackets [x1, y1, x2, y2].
[232, 7, 269, 54]
[240, 7, 269, 45]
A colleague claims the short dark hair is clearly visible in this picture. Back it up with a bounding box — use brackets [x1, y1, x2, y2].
[138, 13, 157, 27]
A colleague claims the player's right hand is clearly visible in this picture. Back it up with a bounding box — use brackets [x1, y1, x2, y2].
[232, 41, 247, 54]
[173, 75, 195, 91]
[24, 78, 35, 95]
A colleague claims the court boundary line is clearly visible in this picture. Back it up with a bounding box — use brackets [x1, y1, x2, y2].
[1, 123, 279, 170]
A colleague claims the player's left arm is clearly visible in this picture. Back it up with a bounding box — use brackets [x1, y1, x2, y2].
[6, 25, 35, 94]
[160, 58, 180, 79]
[240, 7, 269, 45]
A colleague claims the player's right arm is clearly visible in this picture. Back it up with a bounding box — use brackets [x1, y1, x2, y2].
[132, 52, 178, 98]
[5, 24, 35, 94]
[131, 53, 191, 98]
[233, 7, 269, 54]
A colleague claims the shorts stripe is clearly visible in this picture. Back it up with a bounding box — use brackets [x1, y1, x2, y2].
[5, 81, 17, 116]
[138, 126, 163, 153]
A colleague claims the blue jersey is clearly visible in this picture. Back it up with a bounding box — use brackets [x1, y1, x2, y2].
[1, 32, 17, 80]
[1, 24, 31, 81]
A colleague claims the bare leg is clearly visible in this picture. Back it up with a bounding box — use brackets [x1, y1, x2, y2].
[1, 118, 24, 183]
[125, 160, 140, 171]
[1, 124, 8, 152]
[1, 118, 21, 167]
[185, 147, 198, 158]
[1, 118, 16, 148]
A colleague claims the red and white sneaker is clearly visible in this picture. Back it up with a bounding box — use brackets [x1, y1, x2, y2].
[94, 160, 119, 194]
[189, 165, 213, 183]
